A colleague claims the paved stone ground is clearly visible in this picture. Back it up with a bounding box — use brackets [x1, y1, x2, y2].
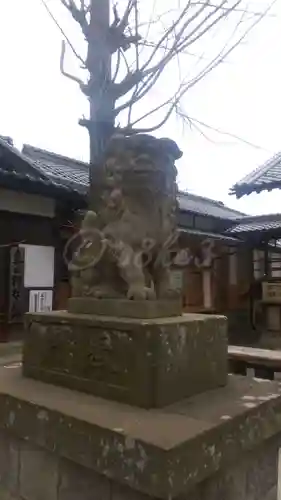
[0, 342, 22, 367]
[0, 341, 22, 355]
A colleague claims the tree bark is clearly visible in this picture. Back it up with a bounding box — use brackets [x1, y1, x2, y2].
[86, 0, 114, 212]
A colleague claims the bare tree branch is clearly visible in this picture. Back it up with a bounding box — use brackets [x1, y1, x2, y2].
[40, 0, 86, 65]
[139, 1, 239, 84]
[61, 0, 89, 37]
[114, 0, 274, 127]
[117, 0, 135, 32]
[60, 40, 89, 94]
[120, 1, 273, 134]
[113, 0, 242, 115]
[123, 81, 191, 134]
[112, 49, 121, 82]
[185, 115, 274, 152]
[51, 0, 276, 144]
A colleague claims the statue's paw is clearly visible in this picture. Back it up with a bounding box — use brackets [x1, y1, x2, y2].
[158, 288, 180, 299]
[146, 287, 156, 300]
[127, 285, 147, 300]
[127, 285, 155, 300]
[92, 289, 104, 298]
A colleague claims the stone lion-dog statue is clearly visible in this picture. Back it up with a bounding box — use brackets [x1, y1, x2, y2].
[68, 133, 182, 301]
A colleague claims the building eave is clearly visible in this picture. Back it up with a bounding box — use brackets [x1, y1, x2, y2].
[230, 181, 281, 199]
[179, 227, 243, 245]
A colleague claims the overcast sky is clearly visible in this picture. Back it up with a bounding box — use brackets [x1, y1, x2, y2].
[0, 0, 280, 216]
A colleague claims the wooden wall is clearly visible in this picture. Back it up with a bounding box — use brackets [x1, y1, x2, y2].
[0, 210, 58, 339]
[179, 234, 253, 316]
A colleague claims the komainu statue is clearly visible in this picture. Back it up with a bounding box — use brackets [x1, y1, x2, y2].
[69, 133, 182, 301]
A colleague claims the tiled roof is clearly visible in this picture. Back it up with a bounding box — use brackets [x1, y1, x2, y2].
[0, 138, 85, 202]
[19, 145, 246, 220]
[227, 214, 281, 234]
[0, 135, 13, 146]
[178, 192, 244, 220]
[0, 138, 248, 219]
[230, 152, 281, 198]
[22, 145, 89, 195]
[0, 137, 48, 181]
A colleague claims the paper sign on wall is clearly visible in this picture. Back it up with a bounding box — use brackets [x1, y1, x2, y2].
[20, 244, 55, 288]
[170, 270, 183, 291]
[29, 290, 53, 313]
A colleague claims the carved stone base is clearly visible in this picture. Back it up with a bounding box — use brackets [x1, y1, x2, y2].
[68, 297, 182, 318]
[1, 368, 281, 499]
[23, 311, 228, 408]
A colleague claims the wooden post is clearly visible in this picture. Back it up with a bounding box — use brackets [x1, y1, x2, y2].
[264, 239, 270, 278]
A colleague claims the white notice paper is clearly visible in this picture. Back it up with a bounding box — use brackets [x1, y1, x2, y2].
[29, 290, 53, 313]
[20, 244, 55, 288]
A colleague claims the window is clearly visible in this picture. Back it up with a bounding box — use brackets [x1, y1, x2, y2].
[253, 250, 264, 279]
[269, 252, 281, 278]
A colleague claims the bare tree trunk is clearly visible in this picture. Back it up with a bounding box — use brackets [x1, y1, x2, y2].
[85, 0, 114, 212]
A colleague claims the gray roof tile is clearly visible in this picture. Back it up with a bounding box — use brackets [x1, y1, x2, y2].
[230, 152, 281, 198]
[0, 141, 247, 220]
[0, 138, 84, 200]
[178, 192, 244, 220]
[22, 145, 89, 195]
[227, 214, 281, 234]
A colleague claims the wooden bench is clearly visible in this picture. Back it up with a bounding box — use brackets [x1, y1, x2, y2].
[228, 345, 281, 380]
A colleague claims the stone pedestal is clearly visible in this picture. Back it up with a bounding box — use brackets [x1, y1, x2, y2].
[0, 367, 281, 500]
[23, 311, 227, 408]
[68, 297, 182, 318]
